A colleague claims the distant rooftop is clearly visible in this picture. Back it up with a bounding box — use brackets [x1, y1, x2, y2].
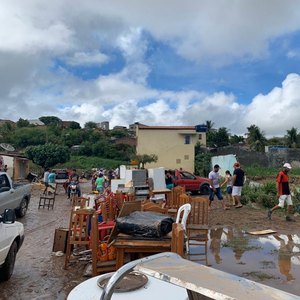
[138, 125, 195, 130]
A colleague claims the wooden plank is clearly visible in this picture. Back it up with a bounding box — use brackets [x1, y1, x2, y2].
[171, 223, 184, 257]
[247, 229, 277, 235]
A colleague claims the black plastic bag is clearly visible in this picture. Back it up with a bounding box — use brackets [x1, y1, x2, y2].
[117, 211, 174, 238]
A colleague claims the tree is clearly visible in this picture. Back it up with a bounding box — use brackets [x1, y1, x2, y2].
[205, 120, 215, 132]
[69, 121, 81, 130]
[131, 154, 158, 169]
[230, 134, 244, 145]
[84, 121, 98, 129]
[246, 124, 267, 152]
[25, 143, 70, 169]
[16, 118, 30, 128]
[195, 143, 212, 177]
[39, 116, 62, 126]
[13, 127, 46, 148]
[285, 127, 298, 148]
[207, 127, 230, 148]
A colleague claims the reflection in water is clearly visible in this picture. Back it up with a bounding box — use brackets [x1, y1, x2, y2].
[202, 227, 300, 295]
[209, 228, 223, 264]
[274, 234, 295, 281]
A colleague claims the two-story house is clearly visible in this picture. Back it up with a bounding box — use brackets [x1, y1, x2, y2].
[136, 125, 207, 172]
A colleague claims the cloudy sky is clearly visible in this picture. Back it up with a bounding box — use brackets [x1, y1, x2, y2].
[1, 0, 300, 136]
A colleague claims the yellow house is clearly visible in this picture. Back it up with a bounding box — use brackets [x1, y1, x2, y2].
[136, 125, 207, 172]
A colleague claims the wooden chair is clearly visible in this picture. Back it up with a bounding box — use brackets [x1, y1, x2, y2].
[187, 197, 209, 264]
[141, 201, 168, 214]
[64, 208, 94, 269]
[72, 196, 90, 209]
[101, 194, 117, 221]
[38, 184, 57, 209]
[91, 213, 117, 276]
[167, 189, 189, 217]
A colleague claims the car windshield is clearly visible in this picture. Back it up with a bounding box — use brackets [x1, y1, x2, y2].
[181, 172, 195, 179]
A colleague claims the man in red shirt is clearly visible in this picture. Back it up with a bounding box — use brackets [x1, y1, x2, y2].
[268, 163, 294, 221]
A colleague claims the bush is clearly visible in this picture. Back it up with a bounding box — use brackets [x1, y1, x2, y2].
[241, 181, 277, 208]
[257, 194, 277, 208]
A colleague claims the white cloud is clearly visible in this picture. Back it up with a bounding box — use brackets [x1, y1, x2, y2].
[1, 1, 300, 138]
[245, 73, 300, 136]
[65, 51, 109, 66]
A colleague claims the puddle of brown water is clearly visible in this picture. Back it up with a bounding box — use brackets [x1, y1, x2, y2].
[189, 226, 300, 296]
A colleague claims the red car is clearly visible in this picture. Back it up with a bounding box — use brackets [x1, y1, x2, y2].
[173, 170, 210, 195]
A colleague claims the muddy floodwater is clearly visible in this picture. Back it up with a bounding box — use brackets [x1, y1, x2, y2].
[195, 227, 300, 296]
[1, 181, 300, 299]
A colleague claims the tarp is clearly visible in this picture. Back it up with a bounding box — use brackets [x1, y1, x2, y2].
[211, 154, 237, 176]
[117, 211, 174, 238]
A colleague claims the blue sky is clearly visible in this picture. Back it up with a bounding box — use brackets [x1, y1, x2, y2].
[1, 0, 300, 136]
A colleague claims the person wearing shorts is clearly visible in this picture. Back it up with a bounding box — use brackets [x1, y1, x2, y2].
[208, 164, 229, 210]
[221, 170, 234, 205]
[232, 162, 244, 208]
[268, 163, 294, 221]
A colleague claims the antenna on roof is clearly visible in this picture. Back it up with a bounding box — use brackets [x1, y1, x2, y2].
[0, 143, 15, 152]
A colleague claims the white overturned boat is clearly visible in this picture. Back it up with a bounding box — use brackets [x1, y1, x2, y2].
[68, 252, 300, 300]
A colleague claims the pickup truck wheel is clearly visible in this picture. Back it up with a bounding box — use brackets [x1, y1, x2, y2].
[0, 241, 18, 281]
[16, 198, 28, 218]
[199, 184, 210, 195]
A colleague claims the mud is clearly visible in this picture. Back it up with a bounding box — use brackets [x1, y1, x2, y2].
[1, 181, 300, 299]
[0, 182, 91, 300]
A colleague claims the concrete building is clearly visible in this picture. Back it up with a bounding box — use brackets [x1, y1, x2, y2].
[28, 119, 45, 126]
[98, 121, 109, 130]
[0, 153, 29, 180]
[136, 125, 207, 172]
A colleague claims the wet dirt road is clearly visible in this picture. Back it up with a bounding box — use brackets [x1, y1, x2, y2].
[0, 182, 91, 300]
[1, 182, 300, 299]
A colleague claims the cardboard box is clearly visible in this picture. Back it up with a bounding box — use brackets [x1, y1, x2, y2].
[53, 228, 69, 253]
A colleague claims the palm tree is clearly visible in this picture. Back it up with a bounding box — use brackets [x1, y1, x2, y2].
[246, 124, 267, 152]
[205, 120, 215, 132]
[286, 127, 298, 148]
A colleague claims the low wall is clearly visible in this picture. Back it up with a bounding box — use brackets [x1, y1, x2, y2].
[213, 146, 300, 168]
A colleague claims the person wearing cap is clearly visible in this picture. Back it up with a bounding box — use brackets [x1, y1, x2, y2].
[268, 163, 294, 221]
[232, 162, 244, 208]
[208, 164, 229, 210]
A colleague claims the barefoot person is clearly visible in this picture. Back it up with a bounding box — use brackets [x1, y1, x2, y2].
[268, 163, 294, 221]
[221, 170, 234, 206]
[208, 164, 229, 210]
[232, 162, 244, 208]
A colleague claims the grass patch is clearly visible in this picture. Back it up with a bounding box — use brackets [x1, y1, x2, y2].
[244, 165, 300, 176]
[242, 271, 277, 281]
[29, 155, 129, 176]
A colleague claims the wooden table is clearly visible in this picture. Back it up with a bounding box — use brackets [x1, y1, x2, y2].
[151, 188, 172, 203]
[113, 236, 172, 269]
[112, 223, 183, 269]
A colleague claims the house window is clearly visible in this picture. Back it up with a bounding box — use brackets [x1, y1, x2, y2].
[176, 159, 181, 164]
[184, 155, 189, 160]
[198, 134, 202, 140]
[184, 135, 191, 144]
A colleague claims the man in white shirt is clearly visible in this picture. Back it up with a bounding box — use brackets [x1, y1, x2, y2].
[208, 164, 229, 210]
[43, 168, 50, 194]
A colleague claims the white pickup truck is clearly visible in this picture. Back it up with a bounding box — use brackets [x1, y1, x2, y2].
[0, 209, 24, 281]
[0, 172, 31, 218]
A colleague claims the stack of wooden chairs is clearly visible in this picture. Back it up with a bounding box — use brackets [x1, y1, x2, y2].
[64, 208, 94, 269]
[167, 186, 187, 217]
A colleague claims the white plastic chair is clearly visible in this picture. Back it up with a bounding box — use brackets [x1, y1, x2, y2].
[175, 203, 191, 253]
